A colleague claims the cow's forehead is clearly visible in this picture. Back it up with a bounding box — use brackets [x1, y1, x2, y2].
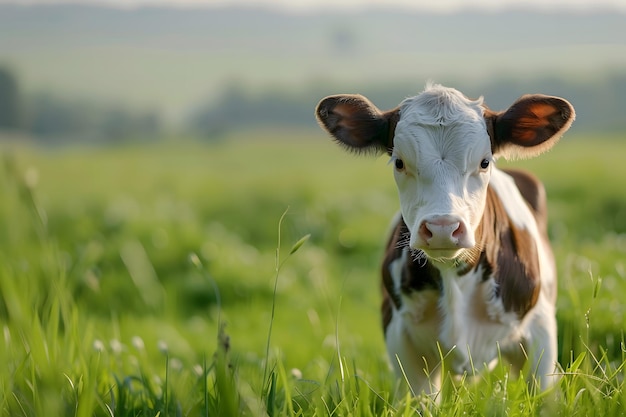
[393, 86, 490, 162]
[399, 85, 485, 127]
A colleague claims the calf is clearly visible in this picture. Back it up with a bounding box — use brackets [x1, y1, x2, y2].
[315, 83, 574, 395]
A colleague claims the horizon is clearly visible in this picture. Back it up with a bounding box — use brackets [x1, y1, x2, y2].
[2, 0, 625, 132]
[2, 0, 626, 13]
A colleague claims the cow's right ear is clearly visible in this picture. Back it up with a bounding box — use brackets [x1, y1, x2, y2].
[315, 94, 398, 155]
[485, 94, 575, 160]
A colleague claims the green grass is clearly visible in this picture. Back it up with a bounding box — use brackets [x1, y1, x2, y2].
[0, 130, 625, 415]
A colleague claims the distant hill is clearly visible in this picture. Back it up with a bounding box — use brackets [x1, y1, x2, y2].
[1, 4, 625, 135]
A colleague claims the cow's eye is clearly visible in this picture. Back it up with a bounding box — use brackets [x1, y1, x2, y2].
[395, 158, 405, 171]
[480, 158, 490, 170]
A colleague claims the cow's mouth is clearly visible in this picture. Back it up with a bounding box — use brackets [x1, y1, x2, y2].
[420, 247, 464, 262]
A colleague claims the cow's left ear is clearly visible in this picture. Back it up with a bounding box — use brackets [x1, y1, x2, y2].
[316, 94, 399, 155]
[485, 94, 575, 160]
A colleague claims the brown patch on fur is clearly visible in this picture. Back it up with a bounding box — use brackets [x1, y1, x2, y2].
[472, 185, 541, 317]
[504, 168, 557, 304]
[381, 221, 405, 308]
[474, 251, 494, 282]
[503, 168, 548, 231]
[400, 254, 442, 295]
[381, 218, 442, 331]
[496, 224, 541, 316]
[381, 289, 393, 333]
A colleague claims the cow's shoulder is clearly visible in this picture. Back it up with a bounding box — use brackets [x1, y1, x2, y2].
[478, 169, 544, 317]
[501, 168, 548, 231]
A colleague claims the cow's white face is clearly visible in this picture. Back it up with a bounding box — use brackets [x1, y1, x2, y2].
[392, 89, 492, 260]
[316, 83, 575, 263]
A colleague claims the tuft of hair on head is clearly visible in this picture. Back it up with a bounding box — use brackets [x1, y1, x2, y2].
[400, 83, 485, 127]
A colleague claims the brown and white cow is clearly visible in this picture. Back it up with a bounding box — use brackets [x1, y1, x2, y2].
[315, 83, 575, 395]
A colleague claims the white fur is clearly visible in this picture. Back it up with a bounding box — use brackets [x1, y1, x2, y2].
[392, 85, 492, 257]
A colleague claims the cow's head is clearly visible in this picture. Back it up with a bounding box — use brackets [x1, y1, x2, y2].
[316, 83, 574, 262]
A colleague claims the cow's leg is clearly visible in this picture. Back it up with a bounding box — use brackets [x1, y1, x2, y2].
[385, 314, 442, 396]
[503, 299, 559, 391]
[525, 301, 559, 390]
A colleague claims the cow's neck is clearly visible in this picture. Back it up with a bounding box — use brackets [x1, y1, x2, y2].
[401, 183, 540, 317]
[385, 180, 542, 321]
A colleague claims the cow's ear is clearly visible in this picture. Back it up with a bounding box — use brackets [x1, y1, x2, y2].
[316, 94, 399, 155]
[485, 94, 575, 160]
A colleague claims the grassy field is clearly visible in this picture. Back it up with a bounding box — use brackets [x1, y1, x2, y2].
[0, 130, 625, 416]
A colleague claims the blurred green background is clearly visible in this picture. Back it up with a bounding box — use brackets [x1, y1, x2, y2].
[1, 4, 626, 141]
[1, 2, 625, 415]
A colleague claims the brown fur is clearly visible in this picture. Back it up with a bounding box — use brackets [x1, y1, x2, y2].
[504, 168, 557, 304]
[504, 169, 549, 233]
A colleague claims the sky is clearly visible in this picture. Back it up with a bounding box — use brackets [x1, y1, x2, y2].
[5, 0, 626, 12]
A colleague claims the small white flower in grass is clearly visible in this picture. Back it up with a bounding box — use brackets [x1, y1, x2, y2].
[110, 339, 123, 355]
[291, 368, 303, 380]
[131, 336, 145, 352]
[93, 339, 105, 353]
[189, 252, 202, 268]
[170, 358, 183, 372]
[157, 340, 169, 355]
[193, 364, 204, 377]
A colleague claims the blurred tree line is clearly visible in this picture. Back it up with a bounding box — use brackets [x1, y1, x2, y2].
[0, 67, 20, 130]
[189, 74, 626, 137]
[2, 65, 626, 143]
[0, 66, 161, 143]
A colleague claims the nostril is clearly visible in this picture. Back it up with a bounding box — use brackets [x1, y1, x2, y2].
[419, 222, 433, 240]
[451, 222, 465, 239]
